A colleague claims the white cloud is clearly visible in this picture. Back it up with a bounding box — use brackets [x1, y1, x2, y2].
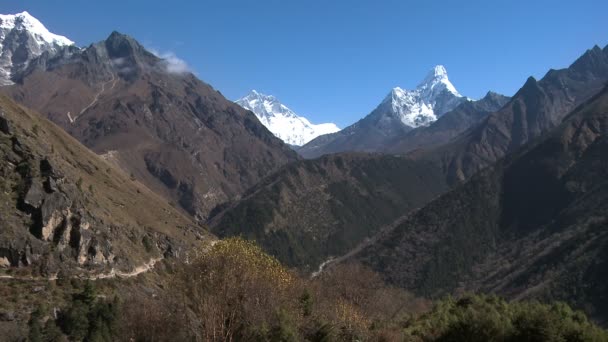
[110, 57, 136, 75]
[148, 48, 192, 74]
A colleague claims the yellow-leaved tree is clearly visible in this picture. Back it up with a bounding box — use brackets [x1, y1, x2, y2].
[176, 238, 297, 341]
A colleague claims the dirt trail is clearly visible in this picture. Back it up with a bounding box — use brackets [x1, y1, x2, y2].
[0, 257, 162, 282]
[311, 210, 418, 278]
[69, 74, 116, 123]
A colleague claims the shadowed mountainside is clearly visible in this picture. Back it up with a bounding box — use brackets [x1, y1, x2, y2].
[209, 153, 447, 270]
[354, 86, 608, 321]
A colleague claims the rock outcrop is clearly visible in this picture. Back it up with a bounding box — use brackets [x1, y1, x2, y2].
[0, 95, 207, 276]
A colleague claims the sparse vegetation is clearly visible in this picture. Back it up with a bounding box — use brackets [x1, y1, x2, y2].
[100, 238, 608, 341]
[403, 294, 608, 341]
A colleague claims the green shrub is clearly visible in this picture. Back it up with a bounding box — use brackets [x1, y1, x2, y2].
[404, 294, 608, 341]
[58, 282, 119, 342]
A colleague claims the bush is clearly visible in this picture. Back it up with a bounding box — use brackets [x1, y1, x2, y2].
[404, 294, 608, 342]
[175, 238, 296, 341]
[58, 282, 119, 342]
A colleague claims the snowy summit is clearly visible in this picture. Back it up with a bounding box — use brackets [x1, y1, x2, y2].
[382, 65, 466, 128]
[0, 11, 74, 85]
[236, 90, 340, 146]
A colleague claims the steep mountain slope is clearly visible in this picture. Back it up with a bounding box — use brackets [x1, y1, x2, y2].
[0, 11, 73, 85]
[3, 31, 298, 220]
[421, 45, 608, 184]
[0, 95, 205, 277]
[298, 65, 467, 158]
[209, 153, 447, 270]
[354, 86, 608, 320]
[387, 91, 510, 154]
[236, 90, 340, 146]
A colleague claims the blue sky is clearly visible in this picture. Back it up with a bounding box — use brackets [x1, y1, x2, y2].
[2, 1, 607, 127]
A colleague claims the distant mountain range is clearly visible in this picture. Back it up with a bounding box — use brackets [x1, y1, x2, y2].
[236, 90, 340, 146]
[297, 65, 475, 158]
[416, 44, 608, 184]
[213, 44, 608, 322]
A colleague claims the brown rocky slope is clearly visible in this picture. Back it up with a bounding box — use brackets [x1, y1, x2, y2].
[3, 32, 298, 221]
[0, 95, 206, 278]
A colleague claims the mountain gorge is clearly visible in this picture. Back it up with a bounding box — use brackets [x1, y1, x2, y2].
[236, 90, 340, 146]
[211, 45, 608, 278]
[209, 152, 447, 269]
[2, 31, 299, 220]
[0, 9, 608, 340]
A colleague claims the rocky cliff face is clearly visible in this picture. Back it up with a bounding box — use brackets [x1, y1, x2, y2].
[3, 31, 298, 221]
[0, 96, 205, 277]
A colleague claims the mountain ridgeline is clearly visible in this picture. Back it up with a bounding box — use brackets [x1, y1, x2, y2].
[297, 65, 470, 158]
[236, 90, 340, 146]
[418, 44, 608, 184]
[3, 31, 298, 221]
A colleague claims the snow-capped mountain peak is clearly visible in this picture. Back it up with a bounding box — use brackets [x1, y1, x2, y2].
[380, 65, 466, 128]
[240, 89, 298, 120]
[236, 90, 340, 146]
[0, 11, 74, 85]
[417, 64, 461, 97]
[0, 11, 74, 46]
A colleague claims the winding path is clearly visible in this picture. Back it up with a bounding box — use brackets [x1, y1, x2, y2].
[0, 257, 162, 282]
[68, 74, 116, 124]
[311, 209, 420, 278]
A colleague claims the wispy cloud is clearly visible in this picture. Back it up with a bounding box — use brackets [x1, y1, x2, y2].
[148, 48, 192, 74]
[111, 57, 135, 75]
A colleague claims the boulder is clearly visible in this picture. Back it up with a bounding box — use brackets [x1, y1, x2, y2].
[0, 112, 10, 135]
[44, 176, 58, 193]
[24, 181, 45, 209]
[39, 192, 70, 241]
[40, 158, 61, 179]
[0, 256, 10, 268]
[0, 310, 15, 321]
